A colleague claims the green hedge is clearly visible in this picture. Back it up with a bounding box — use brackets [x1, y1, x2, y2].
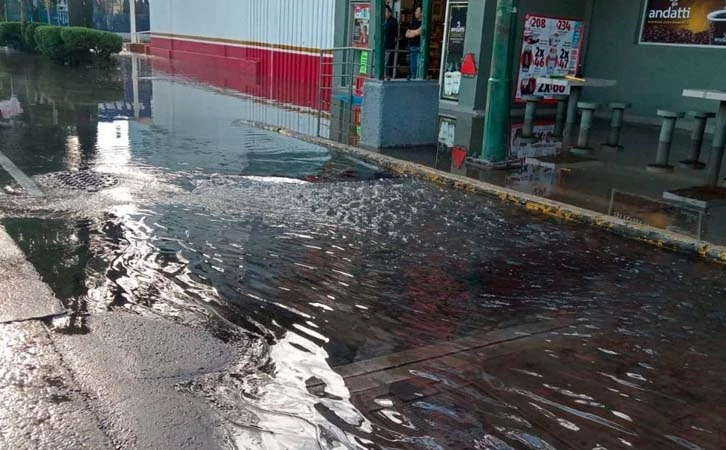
[0, 22, 23, 48]
[22, 22, 41, 52]
[62, 27, 122, 63]
[33, 25, 123, 65]
[34, 26, 67, 62]
[0, 22, 123, 65]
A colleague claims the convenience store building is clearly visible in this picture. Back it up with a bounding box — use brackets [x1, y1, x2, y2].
[330, 1, 726, 153]
[147, 1, 726, 154]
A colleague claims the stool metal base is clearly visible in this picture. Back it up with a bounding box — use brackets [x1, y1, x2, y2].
[646, 164, 675, 174]
[601, 143, 624, 151]
[678, 160, 706, 170]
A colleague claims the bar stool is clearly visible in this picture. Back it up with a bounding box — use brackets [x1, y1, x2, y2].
[601, 102, 631, 150]
[647, 109, 685, 173]
[679, 111, 716, 170]
[571, 102, 600, 155]
[552, 95, 569, 138]
[521, 95, 543, 142]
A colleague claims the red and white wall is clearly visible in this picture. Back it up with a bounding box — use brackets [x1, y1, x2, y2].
[149, 0, 336, 109]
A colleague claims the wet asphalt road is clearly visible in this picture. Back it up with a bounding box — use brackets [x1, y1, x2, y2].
[0, 52, 725, 450]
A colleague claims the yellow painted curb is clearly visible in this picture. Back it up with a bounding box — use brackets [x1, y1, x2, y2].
[239, 121, 726, 265]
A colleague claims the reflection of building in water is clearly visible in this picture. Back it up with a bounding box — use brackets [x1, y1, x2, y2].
[2, 218, 95, 334]
[92, 0, 151, 33]
[509, 121, 561, 160]
[0, 96, 23, 122]
[143, 76, 329, 175]
[506, 165, 566, 199]
[0, 51, 126, 174]
[98, 57, 154, 122]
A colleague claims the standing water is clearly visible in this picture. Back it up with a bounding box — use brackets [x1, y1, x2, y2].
[0, 52, 724, 450]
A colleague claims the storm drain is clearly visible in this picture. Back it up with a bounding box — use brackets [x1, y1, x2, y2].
[36, 170, 118, 192]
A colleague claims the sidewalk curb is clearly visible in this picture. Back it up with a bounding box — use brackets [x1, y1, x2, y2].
[242, 121, 726, 265]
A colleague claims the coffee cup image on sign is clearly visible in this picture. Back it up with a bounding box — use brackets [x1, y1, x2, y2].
[709, 10, 726, 45]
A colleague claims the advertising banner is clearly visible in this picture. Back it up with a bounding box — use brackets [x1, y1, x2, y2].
[515, 14, 584, 102]
[352, 3, 371, 48]
[640, 0, 726, 47]
[441, 3, 468, 101]
[448, 4, 467, 56]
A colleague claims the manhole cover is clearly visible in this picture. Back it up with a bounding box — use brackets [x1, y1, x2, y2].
[37, 170, 118, 192]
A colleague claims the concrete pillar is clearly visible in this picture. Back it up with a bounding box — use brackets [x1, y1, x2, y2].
[602, 102, 630, 150]
[439, 0, 494, 157]
[680, 111, 715, 170]
[648, 110, 684, 173]
[481, 0, 519, 162]
[705, 101, 726, 187]
[571, 102, 599, 155]
[130, 0, 137, 44]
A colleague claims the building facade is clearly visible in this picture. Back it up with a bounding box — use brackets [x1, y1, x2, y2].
[148, 0, 336, 110]
[143, 0, 726, 152]
[431, 0, 726, 154]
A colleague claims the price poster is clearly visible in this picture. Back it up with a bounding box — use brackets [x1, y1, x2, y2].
[515, 14, 584, 102]
[352, 4, 371, 48]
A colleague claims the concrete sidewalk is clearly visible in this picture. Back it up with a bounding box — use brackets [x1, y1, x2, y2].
[0, 225, 237, 450]
[0, 225, 110, 449]
[0, 227, 64, 324]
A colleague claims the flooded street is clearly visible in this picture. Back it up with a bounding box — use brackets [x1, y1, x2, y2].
[0, 52, 725, 450]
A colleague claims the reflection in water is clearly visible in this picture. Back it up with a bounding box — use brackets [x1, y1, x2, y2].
[0, 51, 725, 449]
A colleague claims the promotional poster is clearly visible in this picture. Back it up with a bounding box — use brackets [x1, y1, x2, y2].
[515, 14, 584, 102]
[353, 3, 371, 48]
[641, 0, 726, 47]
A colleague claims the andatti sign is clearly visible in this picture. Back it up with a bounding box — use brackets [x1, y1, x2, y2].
[640, 0, 726, 47]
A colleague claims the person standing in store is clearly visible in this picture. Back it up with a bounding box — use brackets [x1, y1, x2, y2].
[405, 6, 422, 79]
[384, 5, 398, 78]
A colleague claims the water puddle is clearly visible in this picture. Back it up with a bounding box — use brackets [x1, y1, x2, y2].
[0, 52, 725, 449]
